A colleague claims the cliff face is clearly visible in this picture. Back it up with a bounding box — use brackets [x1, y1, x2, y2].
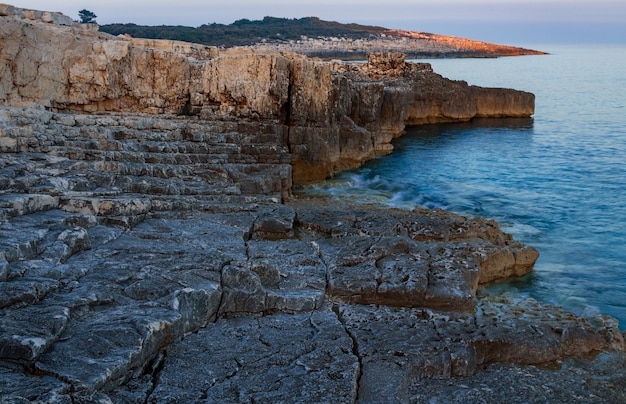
[0, 9, 534, 182]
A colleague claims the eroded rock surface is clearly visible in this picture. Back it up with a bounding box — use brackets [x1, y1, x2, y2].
[1, 9, 534, 182]
[0, 190, 623, 402]
[0, 6, 624, 403]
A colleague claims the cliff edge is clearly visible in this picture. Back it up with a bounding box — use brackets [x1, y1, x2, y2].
[0, 4, 533, 183]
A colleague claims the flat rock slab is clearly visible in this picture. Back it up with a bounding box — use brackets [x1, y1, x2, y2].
[222, 238, 326, 315]
[293, 199, 538, 284]
[0, 363, 71, 403]
[0, 208, 329, 395]
[105, 295, 624, 403]
[0, 199, 622, 402]
[0, 305, 70, 362]
[293, 199, 537, 311]
[335, 293, 624, 402]
[112, 310, 359, 403]
[407, 351, 626, 403]
[318, 235, 480, 311]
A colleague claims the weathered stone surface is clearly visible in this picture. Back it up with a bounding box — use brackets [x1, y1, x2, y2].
[0, 363, 72, 403]
[408, 351, 626, 403]
[293, 200, 538, 290]
[318, 235, 480, 311]
[252, 204, 296, 239]
[1, 10, 534, 182]
[0, 305, 70, 362]
[364, 52, 408, 79]
[0, 4, 74, 26]
[335, 293, 624, 402]
[3, 190, 617, 402]
[124, 310, 359, 403]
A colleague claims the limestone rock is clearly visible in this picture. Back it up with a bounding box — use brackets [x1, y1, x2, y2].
[335, 293, 623, 402]
[0, 10, 534, 182]
[251, 204, 296, 240]
[0, 305, 70, 362]
[364, 52, 407, 79]
[293, 200, 538, 290]
[0, 4, 74, 26]
[134, 311, 359, 403]
[407, 351, 626, 403]
[0, 363, 71, 404]
[218, 236, 327, 316]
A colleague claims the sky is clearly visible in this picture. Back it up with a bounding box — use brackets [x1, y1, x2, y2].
[7, 1, 626, 45]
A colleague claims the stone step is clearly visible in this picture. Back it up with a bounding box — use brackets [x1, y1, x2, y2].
[0, 191, 282, 225]
[2, 158, 289, 198]
[33, 118, 285, 144]
[150, 194, 282, 212]
[44, 144, 285, 166]
[52, 139, 288, 161]
[88, 175, 243, 196]
[0, 194, 60, 220]
[3, 167, 235, 197]
[46, 146, 243, 165]
[111, 128, 286, 146]
[51, 138, 247, 156]
[3, 124, 286, 161]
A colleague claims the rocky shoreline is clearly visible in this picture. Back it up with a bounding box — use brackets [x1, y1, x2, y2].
[246, 29, 548, 60]
[1, 5, 625, 402]
[99, 17, 547, 60]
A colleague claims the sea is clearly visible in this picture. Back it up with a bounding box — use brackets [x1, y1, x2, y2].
[304, 45, 626, 328]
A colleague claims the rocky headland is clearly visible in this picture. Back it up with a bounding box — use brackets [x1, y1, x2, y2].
[245, 29, 548, 60]
[100, 16, 547, 60]
[0, 5, 624, 403]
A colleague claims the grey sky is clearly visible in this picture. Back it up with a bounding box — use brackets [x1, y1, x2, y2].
[7, 1, 626, 45]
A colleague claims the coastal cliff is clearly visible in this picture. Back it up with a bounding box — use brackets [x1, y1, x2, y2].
[0, 4, 533, 182]
[1, 5, 624, 403]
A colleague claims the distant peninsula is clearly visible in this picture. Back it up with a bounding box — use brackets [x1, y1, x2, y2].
[100, 16, 547, 60]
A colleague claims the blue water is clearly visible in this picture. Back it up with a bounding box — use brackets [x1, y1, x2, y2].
[307, 45, 626, 327]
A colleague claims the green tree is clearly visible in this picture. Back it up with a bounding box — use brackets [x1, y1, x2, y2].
[78, 9, 97, 24]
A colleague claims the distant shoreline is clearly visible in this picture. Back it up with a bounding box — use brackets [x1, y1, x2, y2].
[263, 49, 544, 61]
[100, 16, 547, 59]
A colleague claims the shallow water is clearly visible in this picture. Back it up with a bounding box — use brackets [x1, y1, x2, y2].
[304, 45, 626, 327]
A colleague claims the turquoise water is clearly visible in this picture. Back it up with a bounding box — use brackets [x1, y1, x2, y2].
[308, 45, 626, 327]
